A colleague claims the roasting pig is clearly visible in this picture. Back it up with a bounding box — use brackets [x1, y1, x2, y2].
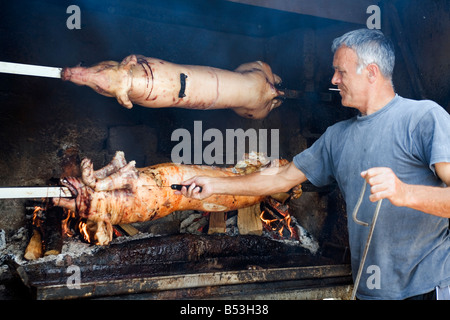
[53, 151, 292, 245]
[61, 55, 283, 119]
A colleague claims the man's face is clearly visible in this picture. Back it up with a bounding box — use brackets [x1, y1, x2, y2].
[331, 46, 369, 110]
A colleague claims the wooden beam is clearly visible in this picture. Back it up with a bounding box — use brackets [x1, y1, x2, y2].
[238, 204, 263, 236]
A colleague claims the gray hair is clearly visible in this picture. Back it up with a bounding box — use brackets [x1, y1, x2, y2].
[332, 29, 395, 80]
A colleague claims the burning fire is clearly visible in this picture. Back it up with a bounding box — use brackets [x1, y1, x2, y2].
[61, 210, 75, 237]
[32, 206, 44, 228]
[77, 219, 91, 243]
[260, 200, 299, 241]
[61, 210, 92, 243]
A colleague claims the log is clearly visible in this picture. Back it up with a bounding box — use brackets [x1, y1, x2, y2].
[41, 206, 64, 256]
[24, 229, 43, 260]
[208, 212, 227, 234]
[118, 224, 140, 236]
[237, 204, 263, 236]
[19, 234, 315, 286]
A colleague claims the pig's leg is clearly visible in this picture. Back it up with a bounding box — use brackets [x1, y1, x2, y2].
[81, 151, 128, 188]
[94, 151, 128, 179]
[94, 220, 113, 245]
[85, 220, 113, 245]
[81, 156, 138, 192]
[93, 161, 139, 191]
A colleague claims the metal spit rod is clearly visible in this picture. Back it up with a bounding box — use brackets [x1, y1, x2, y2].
[0, 61, 62, 79]
[0, 186, 72, 199]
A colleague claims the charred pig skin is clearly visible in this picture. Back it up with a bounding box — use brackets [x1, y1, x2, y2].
[54, 151, 289, 245]
[62, 55, 283, 119]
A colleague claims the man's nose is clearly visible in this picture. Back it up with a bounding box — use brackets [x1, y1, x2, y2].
[331, 70, 340, 85]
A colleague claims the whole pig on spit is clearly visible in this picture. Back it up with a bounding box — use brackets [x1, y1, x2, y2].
[54, 151, 299, 245]
[61, 55, 284, 119]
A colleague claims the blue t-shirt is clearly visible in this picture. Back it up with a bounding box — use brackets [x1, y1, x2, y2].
[293, 95, 450, 299]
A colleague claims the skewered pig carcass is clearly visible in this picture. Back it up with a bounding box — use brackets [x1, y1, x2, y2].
[61, 55, 283, 119]
[53, 151, 290, 245]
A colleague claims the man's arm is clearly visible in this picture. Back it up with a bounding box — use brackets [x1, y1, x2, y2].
[362, 162, 450, 218]
[178, 162, 307, 200]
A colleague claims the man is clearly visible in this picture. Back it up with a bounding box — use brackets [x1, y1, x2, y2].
[178, 29, 450, 300]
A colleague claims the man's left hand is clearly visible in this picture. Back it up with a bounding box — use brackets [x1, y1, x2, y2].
[361, 167, 409, 207]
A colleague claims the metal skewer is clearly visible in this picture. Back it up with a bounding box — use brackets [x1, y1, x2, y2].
[0, 61, 62, 79]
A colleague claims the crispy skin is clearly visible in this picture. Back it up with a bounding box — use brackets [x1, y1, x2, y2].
[55, 152, 288, 245]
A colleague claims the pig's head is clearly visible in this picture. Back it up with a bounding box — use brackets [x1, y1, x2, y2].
[53, 177, 114, 245]
[53, 176, 93, 219]
[61, 55, 138, 109]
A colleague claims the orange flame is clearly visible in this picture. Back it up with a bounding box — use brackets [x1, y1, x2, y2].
[77, 220, 91, 243]
[32, 206, 44, 227]
[60, 210, 92, 243]
[61, 210, 76, 238]
[260, 205, 298, 239]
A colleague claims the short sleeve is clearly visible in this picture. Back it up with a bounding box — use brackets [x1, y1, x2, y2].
[412, 104, 450, 173]
[293, 127, 336, 187]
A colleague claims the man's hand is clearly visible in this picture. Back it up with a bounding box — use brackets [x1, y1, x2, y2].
[361, 164, 450, 218]
[175, 176, 214, 200]
[361, 167, 409, 207]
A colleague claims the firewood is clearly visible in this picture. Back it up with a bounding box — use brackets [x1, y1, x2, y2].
[237, 204, 262, 236]
[24, 229, 43, 260]
[118, 224, 139, 236]
[40, 206, 64, 256]
[208, 212, 227, 234]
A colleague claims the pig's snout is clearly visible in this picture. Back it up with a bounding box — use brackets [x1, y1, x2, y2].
[61, 67, 73, 81]
[61, 66, 88, 83]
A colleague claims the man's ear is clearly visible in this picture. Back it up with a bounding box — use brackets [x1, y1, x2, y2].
[366, 63, 379, 83]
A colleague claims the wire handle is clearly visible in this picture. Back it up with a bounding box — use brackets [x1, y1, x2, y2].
[352, 180, 370, 226]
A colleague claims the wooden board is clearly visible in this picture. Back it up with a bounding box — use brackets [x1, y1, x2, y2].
[208, 212, 227, 234]
[238, 204, 262, 236]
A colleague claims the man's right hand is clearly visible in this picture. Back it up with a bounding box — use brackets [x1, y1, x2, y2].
[175, 176, 213, 200]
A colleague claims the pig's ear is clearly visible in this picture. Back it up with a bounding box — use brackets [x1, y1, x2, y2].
[120, 55, 138, 69]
